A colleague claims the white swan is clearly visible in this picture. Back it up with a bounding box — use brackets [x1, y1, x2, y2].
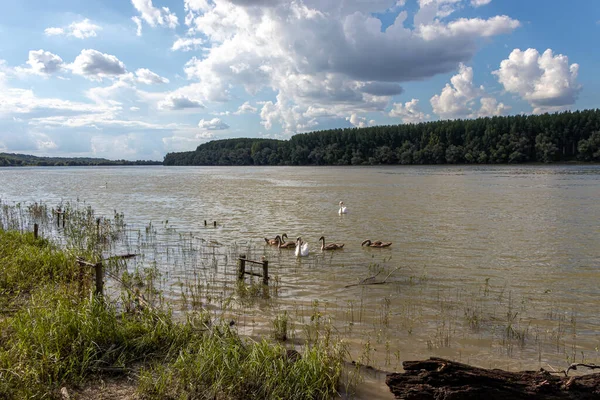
[338, 201, 348, 215]
[295, 237, 309, 257]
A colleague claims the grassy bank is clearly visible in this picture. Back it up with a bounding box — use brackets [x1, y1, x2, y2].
[0, 224, 345, 399]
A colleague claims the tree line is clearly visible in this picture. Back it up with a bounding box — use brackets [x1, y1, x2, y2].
[164, 109, 600, 166]
[0, 153, 162, 167]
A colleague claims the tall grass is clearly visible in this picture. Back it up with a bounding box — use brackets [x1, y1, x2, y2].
[0, 202, 347, 399]
[138, 326, 345, 400]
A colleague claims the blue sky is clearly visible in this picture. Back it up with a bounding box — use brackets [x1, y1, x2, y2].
[0, 0, 597, 160]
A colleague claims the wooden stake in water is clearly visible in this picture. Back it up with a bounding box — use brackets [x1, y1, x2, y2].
[238, 255, 246, 281]
[95, 262, 103, 297]
[34, 223, 38, 239]
[262, 259, 269, 285]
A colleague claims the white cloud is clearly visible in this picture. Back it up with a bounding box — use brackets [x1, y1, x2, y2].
[158, 94, 204, 110]
[135, 68, 169, 84]
[69, 49, 126, 80]
[179, 0, 519, 133]
[233, 101, 257, 115]
[477, 96, 510, 117]
[430, 63, 509, 119]
[20, 49, 64, 75]
[44, 27, 65, 36]
[132, 16, 143, 36]
[198, 118, 229, 130]
[471, 0, 491, 7]
[171, 37, 204, 52]
[44, 18, 101, 39]
[131, 0, 178, 35]
[430, 63, 483, 119]
[389, 99, 430, 123]
[346, 113, 374, 128]
[493, 48, 582, 114]
[130, 106, 140, 111]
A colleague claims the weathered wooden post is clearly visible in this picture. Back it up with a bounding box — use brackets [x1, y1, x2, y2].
[96, 218, 101, 239]
[262, 259, 269, 285]
[213, 221, 217, 227]
[56, 208, 61, 226]
[95, 262, 103, 297]
[237, 255, 246, 281]
[204, 220, 207, 226]
[33, 223, 38, 239]
[62, 212, 66, 228]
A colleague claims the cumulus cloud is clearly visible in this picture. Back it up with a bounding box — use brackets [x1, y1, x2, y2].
[131, 0, 178, 35]
[389, 99, 430, 123]
[471, 0, 492, 7]
[430, 63, 509, 119]
[19, 50, 64, 75]
[430, 63, 483, 119]
[198, 118, 229, 130]
[477, 96, 510, 117]
[171, 37, 204, 52]
[135, 68, 169, 84]
[493, 48, 582, 114]
[346, 113, 375, 128]
[158, 94, 204, 110]
[45, 19, 101, 39]
[179, 0, 519, 133]
[233, 101, 257, 114]
[70, 49, 126, 80]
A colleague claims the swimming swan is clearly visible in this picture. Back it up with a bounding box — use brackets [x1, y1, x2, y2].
[295, 237, 309, 257]
[338, 201, 348, 215]
[264, 235, 282, 245]
[361, 239, 392, 248]
[319, 236, 344, 250]
[278, 233, 296, 249]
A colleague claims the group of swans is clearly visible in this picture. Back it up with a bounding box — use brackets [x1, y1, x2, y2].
[263, 201, 390, 257]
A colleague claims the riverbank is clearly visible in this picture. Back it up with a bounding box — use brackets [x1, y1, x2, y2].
[0, 221, 346, 399]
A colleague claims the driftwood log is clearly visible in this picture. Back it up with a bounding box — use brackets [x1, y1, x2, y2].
[386, 357, 600, 399]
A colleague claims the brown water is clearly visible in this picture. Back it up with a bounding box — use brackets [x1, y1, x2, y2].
[2, 165, 600, 397]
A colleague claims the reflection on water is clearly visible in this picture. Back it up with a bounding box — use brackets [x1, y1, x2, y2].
[2, 165, 600, 396]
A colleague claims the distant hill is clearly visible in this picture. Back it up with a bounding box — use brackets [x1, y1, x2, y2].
[0, 153, 162, 167]
[164, 109, 600, 166]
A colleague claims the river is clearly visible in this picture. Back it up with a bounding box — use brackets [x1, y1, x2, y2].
[1, 165, 600, 397]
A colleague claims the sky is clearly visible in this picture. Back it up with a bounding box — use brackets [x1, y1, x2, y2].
[0, 0, 598, 161]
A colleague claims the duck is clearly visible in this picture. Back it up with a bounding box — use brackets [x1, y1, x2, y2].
[338, 201, 348, 215]
[319, 236, 344, 250]
[264, 235, 282, 245]
[278, 233, 296, 249]
[361, 239, 392, 248]
[295, 237, 309, 257]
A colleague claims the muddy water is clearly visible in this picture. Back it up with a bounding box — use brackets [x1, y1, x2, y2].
[2, 165, 600, 397]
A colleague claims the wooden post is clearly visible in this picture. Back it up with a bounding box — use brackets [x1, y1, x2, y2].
[95, 262, 103, 297]
[204, 220, 207, 226]
[238, 255, 246, 281]
[213, 221, 217, 227]
[56, 209, 61, 226]
[62, 213, 66, 228]
[262, 259, 269, 285]
[33, 223, 38, 239]
[96, 218, 101, 238]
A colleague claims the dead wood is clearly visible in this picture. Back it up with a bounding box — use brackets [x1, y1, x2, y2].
[386, 357, 600, 399]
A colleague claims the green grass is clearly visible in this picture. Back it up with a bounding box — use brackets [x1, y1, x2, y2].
[0, 220, 346, 399]
[0, 230, 80, 299]
[138, 327, 345, 400]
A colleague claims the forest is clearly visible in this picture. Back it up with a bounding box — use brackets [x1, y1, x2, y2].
[0, 153, 162, 167]
[163, 109, 600, 166]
